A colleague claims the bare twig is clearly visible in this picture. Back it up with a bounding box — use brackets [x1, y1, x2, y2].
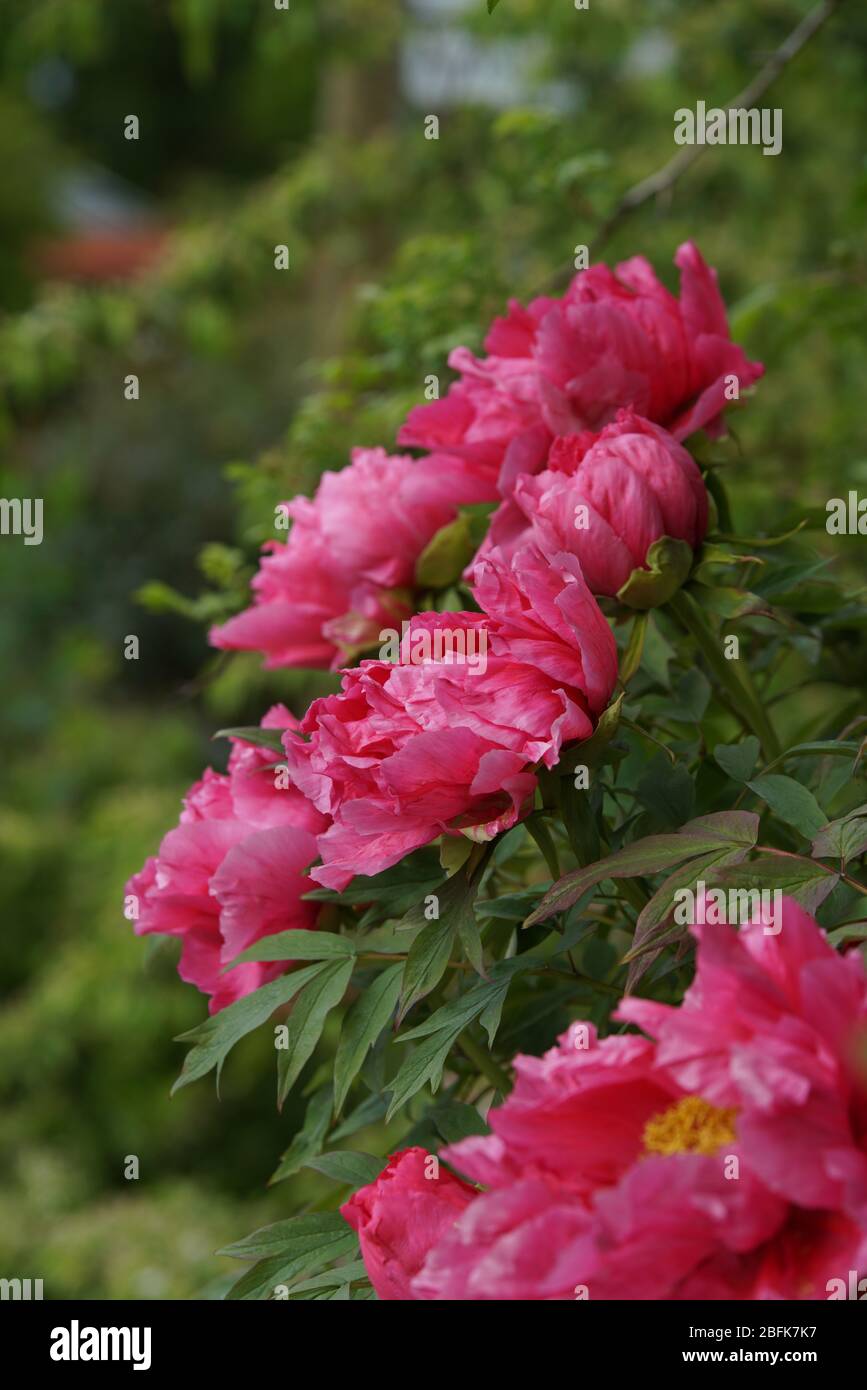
[538, 0, 844, 291]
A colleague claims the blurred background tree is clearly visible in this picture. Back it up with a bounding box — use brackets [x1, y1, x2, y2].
[1, 0, 865, 1297]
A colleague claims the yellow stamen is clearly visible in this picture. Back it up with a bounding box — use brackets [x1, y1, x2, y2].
[642, 1095, 737, 1157]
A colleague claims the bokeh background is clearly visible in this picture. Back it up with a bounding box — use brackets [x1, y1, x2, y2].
[1, 0, 865, 1298]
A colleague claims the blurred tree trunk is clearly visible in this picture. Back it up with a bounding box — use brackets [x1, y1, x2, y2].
[307, 10, 403, 359]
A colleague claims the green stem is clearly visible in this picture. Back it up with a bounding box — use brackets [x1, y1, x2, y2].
[459, 1032, 512, 1093]
[668, 589, 781, 761]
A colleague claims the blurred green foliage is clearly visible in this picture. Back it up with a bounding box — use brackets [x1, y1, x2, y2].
[1, 0, 865, 1296]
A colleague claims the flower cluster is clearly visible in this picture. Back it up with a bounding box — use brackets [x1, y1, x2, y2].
[209, 242, 759, 668]
[344, 899, 867, 1300]
[126, 242, 759, 1008]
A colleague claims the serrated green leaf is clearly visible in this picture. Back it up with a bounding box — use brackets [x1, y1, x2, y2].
[747, 774, 828, 838]
[333, 962, 403, 1113]
[172, 963, 329, 1095]
[277, 957, 354, 1106]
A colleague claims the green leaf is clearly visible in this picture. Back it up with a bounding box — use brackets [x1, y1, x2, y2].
[827, 922, 867, 946]
[475, 887, 543, 921]
[673, 669, 711, 722]
[397, 959, 532, 1046]
[213, 726, 286, 754]
[398, 915, 454, 1023]
[561, 775, 601, 863]
[760, 740, 863, 775]
[172, 963, 328, 1095]
[714, 737, 760, 783]
[624, 840, 755, 989]
[636, 757, 695, 829]
[386, 1023, 465, 1120]
[812, 805, 867, 866]
[398, 866, 486, 1020]
[277, 957, 355, 1106]
[709, 856, 839, 914]
[333, 962, 403, 1113]
[269, 1086, 332, 1184]
[222, 1215, 358, 1300]
[304, 849, 444, 916]
[747, 774, 828, 838]
[487, 0, 501, 11]
[434, 1102, 489, 1144]
[230, 930, 356, 966]
[525, 811, 760, 926]
[329, 1092, 389, 1142]
[304, 1152, 384, 1188]
[281, 1261, 369, 1297]
[616, 536, 693, 609]
[219, 1211, 352, 1262]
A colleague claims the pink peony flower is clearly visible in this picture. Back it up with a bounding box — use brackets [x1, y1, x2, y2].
[124, 706, 328, 1013]
[345, 899, 867, 1299]
[340, 1148, 477, 1301]
[399, 242, 762, 490]
[477, 411, 709, 597]
[282, 545, 618, 891]
[210, 447, 495, 670]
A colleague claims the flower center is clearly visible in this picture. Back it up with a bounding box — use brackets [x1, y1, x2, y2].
[642, 1095, 737, 1157]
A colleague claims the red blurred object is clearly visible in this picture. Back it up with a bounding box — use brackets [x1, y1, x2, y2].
[31, 228, 170, 282]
